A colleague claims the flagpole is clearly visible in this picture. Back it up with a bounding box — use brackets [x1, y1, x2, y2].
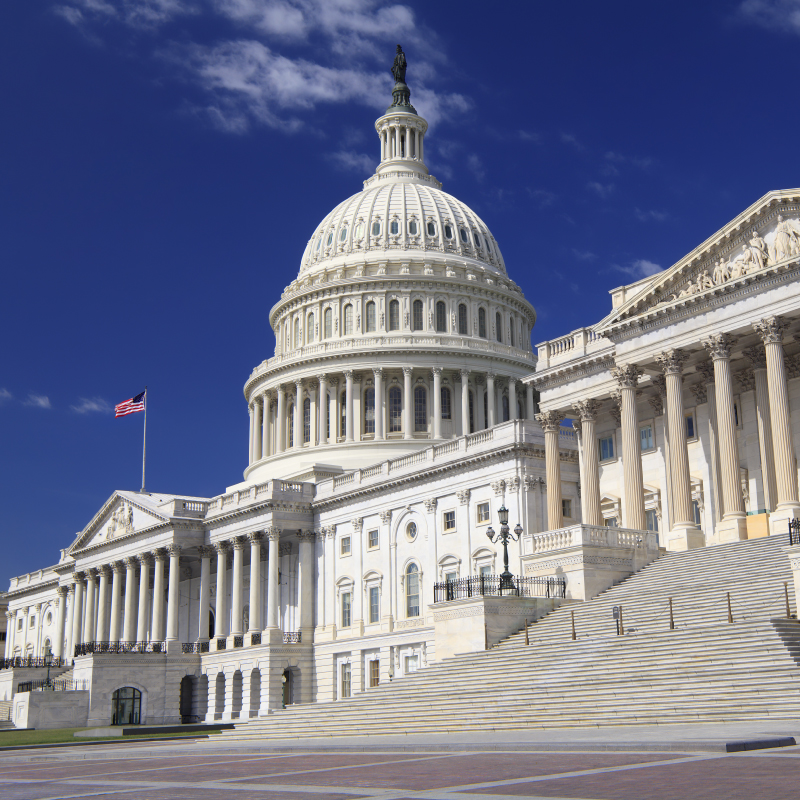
[141, 387, 147, 493]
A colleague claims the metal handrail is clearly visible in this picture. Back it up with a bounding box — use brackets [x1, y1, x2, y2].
[74, 641, 166, 656]
[283, 632, 302, 644]
[17, 678, 89, 692]
[433, 574, 567, 603]
[0, 657, 66, 670]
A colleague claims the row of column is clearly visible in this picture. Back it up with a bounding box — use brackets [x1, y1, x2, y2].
[536, 316, 799, 541]
[380, 123, 422, 162]
[248, 369, 538, 464]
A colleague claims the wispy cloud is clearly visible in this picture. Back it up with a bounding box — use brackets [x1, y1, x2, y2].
[24, 394, 52, 409]
[604, 150, 653, 170]
[526, 187, 556, 207]
[613, 259, 662, 280]
[560, 132, 584, 150]
[737, 0, 800, 35]
[466, 153, 485, 182]
[0, 388, 12, 404]
[329, 150, 375, 173]
[635, 207, 669, 222]
[571, 248, 597, 261]
[70, 397, 113, 414]
[587, 181, 614, 198]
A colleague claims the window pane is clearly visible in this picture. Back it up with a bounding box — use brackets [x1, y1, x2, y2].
[324, 309, 332, 338]
[646, 509, 659, 532]
[478, 308, 486, 338]
[427, 221, 435, 236]
[369, 587, 379, 623]
[389, 387, 402, 432]
[496, 312, 502, 343]
[458, 304, 468, 335]
[509, 318, 514, 347]
[408, 220, 417, 235]
[477, 502, 490, 523]
[640, 425, 653, 451]
[341, 536, 351, 555]
[364, 388, 375, 434]
[389, 300, 400, 331]
[366, 301, 376, 332]
[406, 565, 420, 617]
[441, 387, 451, 419]
[600, 436, 614, 461]
[341, 662, 351, 698]
[686, 414, 695, 439]
[344, 305, 353, 335]
[340, 392, 346, 438]
[502, 395, 509, 422]
[414, 386, 427, 432]
[288, 404, 294, 447]
[469, 390, 475, 433]
[436, 301, 447, 332]
[372, 221, 381, 236]
[342, 593, 351, 628]
[368, 529, 379, 548]
[370, 659, 380, 687]
[303, 398, 311, 443]
[390, 220, 399, 235]
[412, 299, 423, 331]
[444, 510, 456, 531]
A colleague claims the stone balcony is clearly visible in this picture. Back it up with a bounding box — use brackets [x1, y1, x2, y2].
[535, 327, 613, 370]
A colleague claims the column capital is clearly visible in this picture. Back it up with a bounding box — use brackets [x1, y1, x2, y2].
[343, 369, 354, 380]
[138, 553, 154, 567]
[97, 564, 111, 578]
[572, 416, 582, 436]
[696, 360, 715, 383]
[197, 545, 215, 559]
[111, 561, 125, 575]
[167, 543, 181, 558]
[277, 383, 287, 396]
[743, 345, 767, 369]
[431, 366, 442, 376]
[573, 399, 600, 422]
[56, 585, 68, 598]
[535, 410, 565, 432]
[213, 540, 229, 555]
[298, 529, 316, 541]
[152, 547, 168, 562]
[703, 332, 737, 360]
[689, 382, 707, 404]
[655, 349, 690, 375]
[379, 510, 392, 525]
[351, 517, 363, 533]
[232, 536, 247, 551]
[754, 315, 789, 345]
[266, 527, 281, 541]
[423, 498, 438, 513]
[611, 363, 642, 388]
[403, 366, 413, 377]
[736, 369, 756, 392]
[294, 378, 303, 389]
[123, 556, 138, 569]
[486, 371, 496, 380]
[71, 571, 85, 583]
[5, 610, 13, 620]
[247, 531, 264, 544]
[507, 376, 517, 385]
[85, 568, 98, 581]
[459, 368, 470, 379]
[457, 488, 471, 505]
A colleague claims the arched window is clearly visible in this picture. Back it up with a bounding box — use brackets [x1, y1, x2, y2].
[458, 303, 468, 335]
[468, 390, 475, 434]
[427, 221, 436, 237]
[435, 301, 447, 333]
[389, 386, 402, 432]
[441, 387, 451, 419]
[344, 304, 353, 335]
[388, 299, 400, 331]
[307, 313, 314, 344]
[414, 386, 427, 432]
[288, 404, 294, 447]
[390, 220, 399, 235]
[408, 220, 418, 235]
[509, 316, 514, 347]
[496, 312, 502, 343]
[365, 301, 376, 333]
[412, 299, 423, 331]
[478, 308, 487, 338]
[372, 220, 381, 236]
[294, 318, 300, 349]
[340, 392, 346, 438]
[406, 564, 420, 617]
[502, 395, 510, 423]
[324, 308, 332, 339]
[111, 687, 141, 726]
[303, 398, 311, 443]
[364, 387, 375, 434]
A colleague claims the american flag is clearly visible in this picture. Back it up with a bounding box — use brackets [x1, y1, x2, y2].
[115, 390, 146, 418]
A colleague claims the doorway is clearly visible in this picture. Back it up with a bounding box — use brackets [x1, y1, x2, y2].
[111, 687, 141, 725]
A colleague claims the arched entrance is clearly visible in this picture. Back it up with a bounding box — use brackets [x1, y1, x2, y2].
[282, 669, 293, 708]
[111, 687, 141, 725]
[179, 676, 196, 723]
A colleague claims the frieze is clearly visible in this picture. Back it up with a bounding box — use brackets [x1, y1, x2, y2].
[395, 618, 427, 629]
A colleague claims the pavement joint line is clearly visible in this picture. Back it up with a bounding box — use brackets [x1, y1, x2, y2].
[52, 778, 389, 795]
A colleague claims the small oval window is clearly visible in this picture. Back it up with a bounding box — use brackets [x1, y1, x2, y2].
[355, 222, 364, 238]
[459, 228, 468, 243]
[444, 224, 453, 239]
[408, 220, 417, 235]
[316, 236, 322, 251]
[372, 220, 381, 236]
[339, 226, 348, 242]
[327, 231, 334, 246]
[407, 522, 417, 541]
[390, 220, 399, 235]
[474, 233, 482, 248]
[427, 221, 436, 237]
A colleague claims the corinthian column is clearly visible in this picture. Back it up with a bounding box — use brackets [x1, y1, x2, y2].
[697, 360, 724, 524]
[122, 557, 138, 642]
[266, 528, 281, 631]
[229, 537, 245, 636]
[248, 403, 254, 465]
[319, 375, 329, 445]
[703, 333, 747, 541]
[253, 398, 262, 463]
[248, 533, 263, 633]
[83, 570, 97, 645]
[136, 554, 152, 642]
[54, 587, 68, 659]
[298, 530, 315, 633]
[294, 380, 303, 449]
[754, 316, 800, 534]
[573, 400, 602, 526]
[197, 546, 213, 642]
[165, 544, 181, 646]
[262, 393, 270, 458]
[70, 573, 85, 652]
[508, 378, 517, 420]
[743, 345, 777, 513]
[432, 367, 442, 439]
[487, 373, 496, 427]
[151, 550, 166, 642]
[214, 542, 229, 640]
[655, 350, 703, 550]
[65, 585, 75, 659]
[403, 367, 413, 439]
[110, 565, 124, 642]
[345, 370, 355, 442]
[537, 410, 566, 529]
[95, 566, 110, 642]
[374, 368, 384, 440]
[460, 369, 470, 435]
[612, 364, 646, 530]
[276, 385, 286, 453]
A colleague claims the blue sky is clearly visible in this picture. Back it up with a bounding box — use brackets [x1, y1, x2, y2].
[2, 0, 799, 586]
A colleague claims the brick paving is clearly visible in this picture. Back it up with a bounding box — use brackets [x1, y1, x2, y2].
[0, 741, 797, 800]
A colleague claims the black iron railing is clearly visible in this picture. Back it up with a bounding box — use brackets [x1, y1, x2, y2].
[233, 636, 244, 648]
[283, 632, 302, 644]
[74, 641, 165, 656]
[433, 574, 567, 603]
[181, 641, 210, 654]
[790, 518, 800, 546]
[1, 657, 66, 670]
[251, 632, 262, 645]
[17, 678, 88, 693]
[215, 638, 227, 650]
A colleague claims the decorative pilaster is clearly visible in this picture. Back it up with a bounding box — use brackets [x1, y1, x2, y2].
[373, 368, 384, 440]
[486, 372, 496, 428]
[573, 399, 602, 526]
[743, 344, 777, 513]
[460, 369, 470, 435]
[754, 316, 800, 533]
[122, 556, 138, 643]
[403, 367, 413, 439]
[54, 586, 68, 659]
[136, 554, 153, 642]
[655, 349, 703, 550]
[319, 375, 329, 445]
[276, 385, 286, 453]
[294, 380, 303, 449]
[612, 364, 646, 531]
[344, 370, 355, 442]
[537, 410, 566, 530]
[703, 333, 747, 541]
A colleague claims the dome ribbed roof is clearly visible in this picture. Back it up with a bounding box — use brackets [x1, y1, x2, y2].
[299, 180, 507, 277]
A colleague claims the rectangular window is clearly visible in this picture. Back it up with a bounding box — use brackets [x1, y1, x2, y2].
[604, 517, 618, 528]
[646, 509, 659, 532]
[368, 529, 379, 549]
[369, 659, 380, 688]
[404, 655, 419, 674]
[562, 498, 572, 518]
[303, 400, 311, 444]
[734, 403, 740, 427]
[477, 502, 490, 523]
[443, 510, 456, 532]
[444, 571, 457, 583]
[441, 387, 451, 419]
[479, 564, 492, 577]
[341, 592, 351, 628]
[389, 388, 402, 433]
[369, 586, 379, 623]
[640, 424, 654, 451]
[414, 387, 427, 432]
[341, 662, 351, 698]
[340, 536, 351, 556]
[599, 435, 615, 462]
[686, 413, 696, 440]
[17, 618, 22, 631]
[364, 388, 375, 435]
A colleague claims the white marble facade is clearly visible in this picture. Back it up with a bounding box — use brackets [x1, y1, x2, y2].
[6, 71, 800, 728]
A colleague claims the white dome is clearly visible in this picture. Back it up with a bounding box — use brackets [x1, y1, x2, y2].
[299, 180, 507, 277]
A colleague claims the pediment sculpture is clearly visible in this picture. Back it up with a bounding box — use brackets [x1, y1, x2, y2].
[105, 500, 134, 538]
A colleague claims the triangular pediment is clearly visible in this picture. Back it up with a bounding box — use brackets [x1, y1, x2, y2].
[596, 189, 800, 333]
[68, 491, 171, 553]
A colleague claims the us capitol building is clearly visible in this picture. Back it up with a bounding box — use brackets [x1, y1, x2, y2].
[4, 51, 800, 730]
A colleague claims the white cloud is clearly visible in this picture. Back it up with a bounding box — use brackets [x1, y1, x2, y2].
[635, 207, 668, 222]
[587, 181, 614, 198]
[571, 248, 597, 261]
[56, 0, 192, 30]
[613, 259, 662, 280]
[71, 397, 113, 414]
[560, 132, 584, 150]
[737, 0, 800, 34]
[329, 150, 375, 173]
[0, 388, 12, 404]
[467, 153, 485, 182]
[604, 150, 652, 170]
[526, 187, 556, 207]
[24, 394, 52, 409]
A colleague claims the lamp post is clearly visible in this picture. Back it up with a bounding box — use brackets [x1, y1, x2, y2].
[43, 645, 53, 689]
[486, 505, 523, 592]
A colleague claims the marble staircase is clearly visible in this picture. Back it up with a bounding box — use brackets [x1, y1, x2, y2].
[222, 535, 800, 740]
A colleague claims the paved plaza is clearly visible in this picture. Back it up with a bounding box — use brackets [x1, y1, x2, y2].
[1, 724, 800, 800]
